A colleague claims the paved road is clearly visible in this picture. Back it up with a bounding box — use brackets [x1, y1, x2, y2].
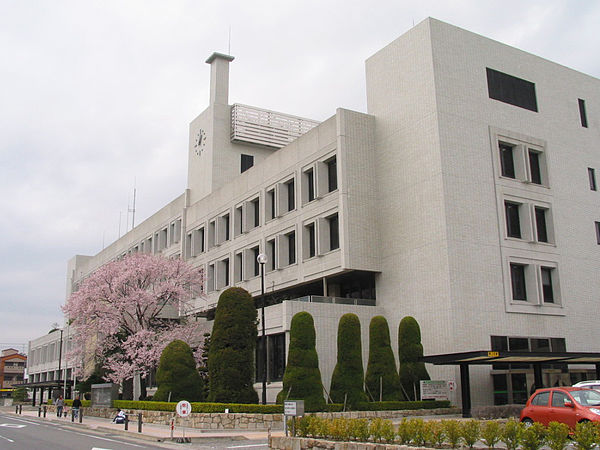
[0, 413, 270, 450]
[0, 413, 166, 450]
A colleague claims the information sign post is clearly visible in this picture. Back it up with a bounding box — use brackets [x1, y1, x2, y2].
[176, 400, 191, 443]
[283, 400, 304, 436]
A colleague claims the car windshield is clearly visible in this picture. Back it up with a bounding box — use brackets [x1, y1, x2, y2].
[570, 389, 600, 406]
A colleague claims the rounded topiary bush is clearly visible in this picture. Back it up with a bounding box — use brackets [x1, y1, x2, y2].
[398, 316, 430, 400]
[208, 287, 258, 404]
[276, 311, 325, 410]
[330, 313, 367, 407]
[365, 315, 403, 401]
[154, 339, 204, 402]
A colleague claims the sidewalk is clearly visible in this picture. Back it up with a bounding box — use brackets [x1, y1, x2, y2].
[2, 405, 284, 443]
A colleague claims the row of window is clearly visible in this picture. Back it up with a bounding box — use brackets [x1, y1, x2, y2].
[499, 140, 547, 186]
[487, 67, 590, 128]
[504, 199, 553, 244]
[509, 262, 558, 305]
[205, 212, 340, 292]
[185, 155, 338, 259]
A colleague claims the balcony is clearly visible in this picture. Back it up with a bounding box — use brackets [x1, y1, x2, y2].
[292, 295, 376, 306]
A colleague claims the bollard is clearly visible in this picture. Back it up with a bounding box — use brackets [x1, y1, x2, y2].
[43, 406, 47, 418]
[38, 407, 41, 417]
[79, 409, 83, 423]
[19, 405, 22, 414]
[15, 405, 18, 414]
[170, 418, 174, 439]
[124, 414, 129, 431]
[137, 413, 142, 433]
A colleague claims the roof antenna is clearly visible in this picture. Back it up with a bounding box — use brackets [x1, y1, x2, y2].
[228, 26, 231, 55]
[129, 178, 137, 230]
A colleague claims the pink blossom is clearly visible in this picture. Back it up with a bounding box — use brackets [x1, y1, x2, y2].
[62, 253, 205, 382]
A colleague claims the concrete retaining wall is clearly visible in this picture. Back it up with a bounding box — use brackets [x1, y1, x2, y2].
[43, 405, 458, 430]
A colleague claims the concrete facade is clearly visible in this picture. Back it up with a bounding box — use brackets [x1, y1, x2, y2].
[62, 18, 600, 406]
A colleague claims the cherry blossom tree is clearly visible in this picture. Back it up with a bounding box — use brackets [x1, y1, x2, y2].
[62, 253, 205, 385]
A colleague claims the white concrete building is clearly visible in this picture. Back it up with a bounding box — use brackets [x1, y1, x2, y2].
[64, 18, 600, 406]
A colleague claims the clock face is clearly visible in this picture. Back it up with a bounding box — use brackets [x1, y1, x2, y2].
[194, 129, 207, 156]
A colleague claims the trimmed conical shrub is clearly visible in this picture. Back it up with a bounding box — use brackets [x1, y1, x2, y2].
[208, 287, 258, 403]
[276, 312, 325, 410]
[330, 313, 367, 407]
[154, 340, 204, 402]
[365, 315, 403, 401]
[398, 316, 430, 400]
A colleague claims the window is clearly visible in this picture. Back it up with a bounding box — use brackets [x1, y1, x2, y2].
[266, 238, 276, 272]
[234, 205, 243, 237]
[551, 391, 569, 407]
[252, 246, 260, 277]
[223, 214, 230, 241]
[266, 188, 275, 220]
[234, 252, 243, 282]
[579, 99, 588, 128]
[304, 222, 316, 259]
[541, 267, 554, 303]
[528, 150, 542, 185]
[192, 227, 205, 255]
[286, 179, 295, 211]
[532, 391, 550, 406]
[486, 68, 538, 112]
[497, 138, 548, 186]
[589, 168, 596, 191]
[505, 202, 522, 238]
[276, 178, 295, 214]
[500, 143, 516, 178]
[328, 214, 339, 250]
[326, 157, 337, 192]
[510, 263, 527, 301]
[216, 258, 229, 289]
[256, 333, 286, 382]
[595, 222, 600, 245]
[241, 154, 254, 173]
[287, 231, 296, 265]
[207, 263, 215, 292]
[251, 198, 260, 228]
[208, 221, 216, 248]
[304, 168, 315, 203]
[535, 207, 548, 243]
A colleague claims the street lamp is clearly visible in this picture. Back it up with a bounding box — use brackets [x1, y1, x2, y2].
[257, 253, 268, 404]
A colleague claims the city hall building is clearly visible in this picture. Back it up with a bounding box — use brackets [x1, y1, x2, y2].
[62, 18, 600, 406]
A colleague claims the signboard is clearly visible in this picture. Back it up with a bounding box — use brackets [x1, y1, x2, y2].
[284, 400, 304, 417]
[420, 380, 449, 401]
[447, 380, 456, 392]
[176, 400, 191, 417]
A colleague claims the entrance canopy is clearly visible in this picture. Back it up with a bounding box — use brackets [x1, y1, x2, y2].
[421, 350, 600, 418]
[15, 380, 74, 406]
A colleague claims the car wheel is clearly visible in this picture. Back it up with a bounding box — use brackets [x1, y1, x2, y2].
[522, 418, 534, 427]
[579, 419, 591, 423]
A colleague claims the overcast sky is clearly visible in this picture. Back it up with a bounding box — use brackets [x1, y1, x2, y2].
[1, 0, 599, 350]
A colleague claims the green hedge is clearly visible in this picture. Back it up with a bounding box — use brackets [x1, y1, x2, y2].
[64, 399, 91, 407]
[111, 399, 448, 413]
[113, 400, 282, 413]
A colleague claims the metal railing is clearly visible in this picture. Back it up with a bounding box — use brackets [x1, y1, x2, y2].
[231, 104, 320, 149]
[292, 295, 376, 306]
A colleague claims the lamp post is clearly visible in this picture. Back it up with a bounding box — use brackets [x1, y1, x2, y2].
[257, 253, 268, 404]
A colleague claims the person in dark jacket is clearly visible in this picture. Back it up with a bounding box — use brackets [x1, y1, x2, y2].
[72, 396, 82, 418]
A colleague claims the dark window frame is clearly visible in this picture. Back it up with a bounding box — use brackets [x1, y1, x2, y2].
[241, 154, 254, 173]
[589, 168, 597, 191]
[541, 267, 554, 303]
[510, 263, 527, 301]
[535, 207, 548, 243]
[579, 99, 588, 128]
[486, 67, 538, 112]
[505, 201, 522, 239]
[500, 143, 516, 178]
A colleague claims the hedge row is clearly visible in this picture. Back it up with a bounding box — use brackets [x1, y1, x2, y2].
[113, 400, 282, 413]
[110, 399, 449, 413]
[292, 416, 598, 449]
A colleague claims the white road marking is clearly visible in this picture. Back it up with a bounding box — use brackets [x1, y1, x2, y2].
[0, 433, 14, 443]
[60, 428, 144, 447]
[0, 424, 26, 428]
[92, 448, 113, 450]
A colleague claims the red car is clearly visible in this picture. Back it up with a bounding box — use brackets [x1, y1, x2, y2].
[520, 387, 600, 428]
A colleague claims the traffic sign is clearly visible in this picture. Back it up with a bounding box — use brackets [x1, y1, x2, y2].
[176, 400, 191, 417]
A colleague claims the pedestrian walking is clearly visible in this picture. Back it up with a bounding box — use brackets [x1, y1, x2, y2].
[56, 395, 65, 418]
[72, 396, 82, 419]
